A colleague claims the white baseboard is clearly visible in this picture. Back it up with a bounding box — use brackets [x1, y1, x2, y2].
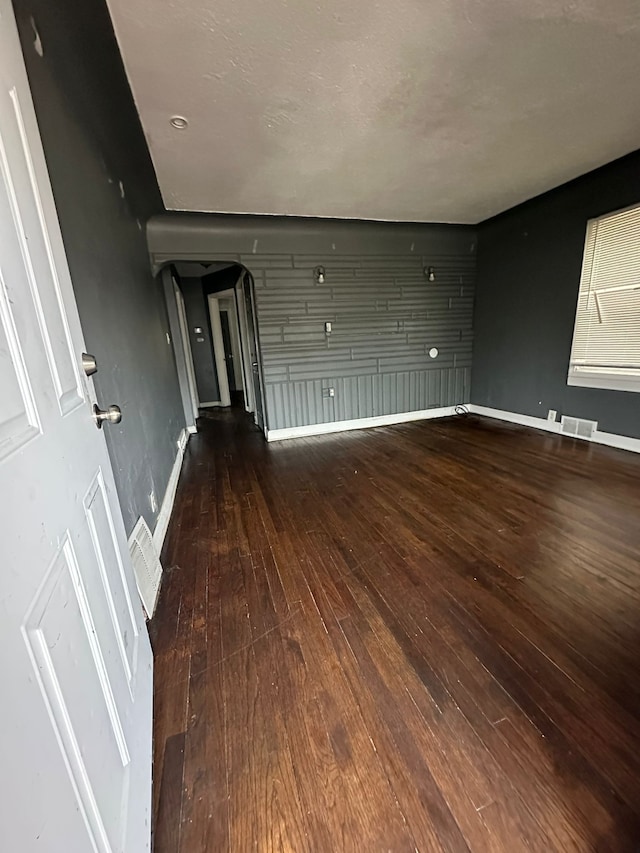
[199, 400, 223, 408]
[186, 424, 198, 434]
[153, 428, 190, 553]
[266, 406, 461, 442]
[590, 430, 640, 454]
[468, 404, 640, 455]
[468, 404, 562, 435]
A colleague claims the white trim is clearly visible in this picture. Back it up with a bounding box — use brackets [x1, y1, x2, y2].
[219, 301, 244, 393]
[567, 372, 640, 394]
[591, 429, 640, 454]
[266, 406, 460, 442]
[199, 400, 223, 408]
[244, 275, 267, 434]
[187, 424, 198, 434]
[468, 404, 640, 455]
[152, 428, 190, 553]
[235, 273, 254, 414]
[207, 294, 231, 407]
[174, 281, 199, 420]
[467, 404, 562, 435]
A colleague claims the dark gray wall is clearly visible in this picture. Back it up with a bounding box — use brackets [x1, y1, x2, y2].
[180, 277, 220, 403]
[148, 214, 477, 431]
[472, 149, 640, 439]
[13, 0, 185, 533]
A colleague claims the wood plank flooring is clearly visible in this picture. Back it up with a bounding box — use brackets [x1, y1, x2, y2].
[150, 408, 640, 852]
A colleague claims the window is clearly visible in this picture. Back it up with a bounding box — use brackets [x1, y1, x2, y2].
[567, 203, 640, 393]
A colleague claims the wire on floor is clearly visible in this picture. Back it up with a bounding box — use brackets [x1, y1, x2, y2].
[454, 404, 470, 416]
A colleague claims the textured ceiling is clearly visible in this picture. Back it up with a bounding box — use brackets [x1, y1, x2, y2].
[106, 0, 640, 224]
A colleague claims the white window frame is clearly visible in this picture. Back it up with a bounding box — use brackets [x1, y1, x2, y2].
[567, 202, 640, 394]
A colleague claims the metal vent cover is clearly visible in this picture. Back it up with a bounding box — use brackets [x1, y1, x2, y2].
[128, 516, 162, 618]
[561, 415, 598, 440]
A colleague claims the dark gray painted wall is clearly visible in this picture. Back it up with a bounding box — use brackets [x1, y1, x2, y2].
[148, 214, 477, 430]
[472, 149, 640, 440]
[180, 277, 220, 403]
[13, 0, 185, 533]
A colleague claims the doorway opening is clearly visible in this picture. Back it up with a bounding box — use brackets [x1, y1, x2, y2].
[161, 261, 267, 434]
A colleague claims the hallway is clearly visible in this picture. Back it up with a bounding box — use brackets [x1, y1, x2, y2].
[150, 410, 640, 852]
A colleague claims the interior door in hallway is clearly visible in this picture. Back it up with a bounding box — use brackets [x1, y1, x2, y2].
[243, 272, 265, 430]
[0, 3, 153, 850]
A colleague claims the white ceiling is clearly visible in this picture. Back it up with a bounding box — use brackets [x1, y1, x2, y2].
[106, 0, 640, 224]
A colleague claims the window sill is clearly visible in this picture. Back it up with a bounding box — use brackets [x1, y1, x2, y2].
[567, 373, 640, 394]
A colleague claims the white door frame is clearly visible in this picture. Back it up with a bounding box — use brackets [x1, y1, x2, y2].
[243, 272, 267, 433]
[218, 298, 243, 393]
[207, 294, 231, 407]
[174, 280, 199, 418]
[234, 274, 256, 416]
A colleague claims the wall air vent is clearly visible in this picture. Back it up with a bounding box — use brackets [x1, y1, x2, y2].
[561, 415, 598, 440]
[128, 516, 162, 618]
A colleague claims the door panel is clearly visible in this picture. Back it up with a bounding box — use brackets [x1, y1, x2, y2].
[1, 87, 83, 415]
[0, 4, 153, 851]
[24, 535, 131, 853]
[0, 262, 41, 455]
[84, 469, 140, 692]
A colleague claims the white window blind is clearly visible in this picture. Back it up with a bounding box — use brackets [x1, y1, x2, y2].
[567, 203, 640, 393]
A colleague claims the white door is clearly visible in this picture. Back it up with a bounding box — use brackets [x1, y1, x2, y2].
[0, 4, 153, 852]
[170, 271, 199, 424]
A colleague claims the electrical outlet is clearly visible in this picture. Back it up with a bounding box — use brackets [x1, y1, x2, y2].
[323, 387, 335, 398]
[149, 490, 158, 513]
[548, 409, 558, 422]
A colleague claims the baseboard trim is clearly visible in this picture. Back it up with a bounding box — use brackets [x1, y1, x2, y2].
[186, 424, 198, 434]
[468, 404, 640, 455]
[468, 404, 562, 435]
[266, 406, 461, 442]
[590, 430, 640, 454]
[153, 428, 190, 553]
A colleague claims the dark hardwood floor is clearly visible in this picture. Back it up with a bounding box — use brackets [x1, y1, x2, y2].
[150, 408, 640, 852]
